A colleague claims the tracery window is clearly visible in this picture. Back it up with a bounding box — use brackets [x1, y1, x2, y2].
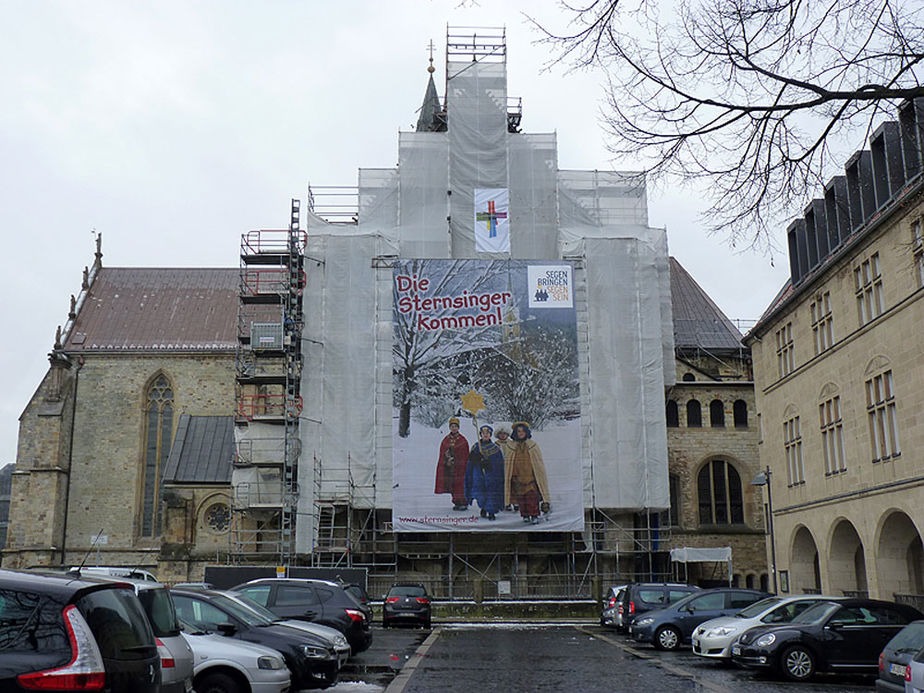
[697, 459, 744, 526]
[142, 374, 173, 537]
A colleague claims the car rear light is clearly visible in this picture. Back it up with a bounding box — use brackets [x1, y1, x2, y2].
[629, 601, 635, 614]
[415, 597, 430, 604]
[617, 604, 623, 615]
[18, 604, 106, 691]
[907, 664, 913, 683]
[345, 608, 365, 622]
[156, 638, 175, 668]
[386, 597, 399, 603]
[879, 652, 885, 672]
[608, 597, 616, 607]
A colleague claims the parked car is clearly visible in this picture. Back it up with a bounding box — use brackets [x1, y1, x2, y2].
[692, 594, 838, 660]
[171, 586, 341, 689]
[341, 581, 371, 608]
[222, 589, 351, 662]
[600, 584, 627, 628]
[382, 583, 432, 629]
[731, 598, 924, 682]
[876, 619, 924, 692]
[102, 575, 195, 693]
[0, 568, 161, 692]
[905, 640, 924, 693]
[631, 587, 770, 650]
[617, 582, 700, 631]
[180, 620, 291, 693]
[231, 577, 373, 653]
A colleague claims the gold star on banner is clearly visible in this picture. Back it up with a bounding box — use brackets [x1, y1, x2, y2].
[460, 389, 484, 416]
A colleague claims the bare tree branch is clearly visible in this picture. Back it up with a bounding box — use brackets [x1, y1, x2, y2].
[531, 0, 924, 250]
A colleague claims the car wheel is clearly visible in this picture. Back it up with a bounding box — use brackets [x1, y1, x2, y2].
[423, 618, 431, 629]
[780, 645, 815, 682]
[196, 671, 243, 693]
[654, 625, 681, 651]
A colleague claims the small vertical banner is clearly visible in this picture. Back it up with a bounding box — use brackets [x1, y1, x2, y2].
[474, 188, 510, 253]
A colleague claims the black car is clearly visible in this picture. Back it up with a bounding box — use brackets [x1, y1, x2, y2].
[732, 598, 924, 682]
[0, 568, 160, 692]
[383, 583, 432, 628]
[232, 577, 373, 653]
[877, 620, 924, 692]
[617, 582, 700, 631]
[170, 586, 341, 689]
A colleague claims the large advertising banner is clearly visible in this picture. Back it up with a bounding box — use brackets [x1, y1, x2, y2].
[392, 259, 583, 532]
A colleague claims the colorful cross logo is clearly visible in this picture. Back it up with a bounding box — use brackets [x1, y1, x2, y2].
[476, 200, 507, 238]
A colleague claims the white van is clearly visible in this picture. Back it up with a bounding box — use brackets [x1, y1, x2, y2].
[69, 566, 159, 582]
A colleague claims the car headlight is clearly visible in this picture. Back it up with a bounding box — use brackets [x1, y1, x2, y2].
[755, 633, 776, 647]
[301, 644, 333, 659]
[706, 626, 737, 637]
[334, 635, 349, 648]
[257, 655, 286, 670]
[636, 617, 655, 627]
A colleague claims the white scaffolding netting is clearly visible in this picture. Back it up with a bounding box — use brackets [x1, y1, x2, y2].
[297, 49, 672, 547]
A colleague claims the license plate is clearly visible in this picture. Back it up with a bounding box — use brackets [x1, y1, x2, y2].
[891, 663, 906, 676]
[731, 645, 741, 656]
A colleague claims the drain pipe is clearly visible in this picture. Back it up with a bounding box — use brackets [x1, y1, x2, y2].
[59, 355, 83, 566]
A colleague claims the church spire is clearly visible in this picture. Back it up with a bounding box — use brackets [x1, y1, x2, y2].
[415, 40, 445, 132]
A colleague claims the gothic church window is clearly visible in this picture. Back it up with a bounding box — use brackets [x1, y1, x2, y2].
[142, 374, 173, 537]
[697, 459, 744, 526]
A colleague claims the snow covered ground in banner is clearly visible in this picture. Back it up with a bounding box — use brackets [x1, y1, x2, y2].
[391, 415, 584, 532]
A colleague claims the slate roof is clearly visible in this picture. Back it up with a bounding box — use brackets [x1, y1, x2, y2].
[64, 268, 239, 352]
[162, 415, 234, 484]
[669, 257, 744, 352]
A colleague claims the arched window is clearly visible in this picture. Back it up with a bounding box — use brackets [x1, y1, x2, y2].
[697, 459, 744, 525]
[668, 474, 681, 527]
[687, 400, 702, 427]
[682, 373, 695, 382]
[733, 400, 748, 428]
[710, 400, 725, 427]
[142, 374, 173, 537]
[666, 400, 679, 427]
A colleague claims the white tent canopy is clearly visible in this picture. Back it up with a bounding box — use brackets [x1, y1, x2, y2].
[670, 546, 733, 586]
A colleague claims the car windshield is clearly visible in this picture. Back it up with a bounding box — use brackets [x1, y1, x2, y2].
[206, 593, 272, 627]
[791, 601, 841, 624]
[886, 622, 924, 654]
[735, 596, 783, 618]
[137, 587, 181, 637]
[0, 588, 70, 652]
[224, 592, 283, 622]
[389, 585, 426, 597]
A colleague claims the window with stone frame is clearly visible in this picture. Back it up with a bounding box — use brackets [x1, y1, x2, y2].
[913, 216, 924, 288]
[819, 393, 846, 475]
[666, 399, 679, 427]
[783, 413, 805, 486]
[733, 399, 748, 428]
[686, 399, 702, 427]
[854, 252, 884, 326]
[697, 459, 744, 526]
[866, 368, 901, 463]
[810, 291, 834, 355]
[709, 399, 725, 427]
[775, 322, 795, 378]
[142, 374, 173, 537]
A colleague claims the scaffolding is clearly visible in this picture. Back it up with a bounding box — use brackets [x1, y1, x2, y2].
[231, 200, 306, 565]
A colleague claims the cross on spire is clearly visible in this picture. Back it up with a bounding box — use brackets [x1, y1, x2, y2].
[427, 39, 436, 73]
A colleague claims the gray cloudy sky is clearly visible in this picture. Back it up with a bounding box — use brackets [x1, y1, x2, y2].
[0, 0, 792, 465]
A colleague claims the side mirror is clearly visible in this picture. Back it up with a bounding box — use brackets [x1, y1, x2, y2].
[216, 622, 237, 636]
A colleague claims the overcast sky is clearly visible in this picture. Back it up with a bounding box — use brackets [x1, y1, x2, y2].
[0, 1, 793, 465]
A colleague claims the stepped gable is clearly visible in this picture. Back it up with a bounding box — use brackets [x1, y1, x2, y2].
[63, 267, 239, 352]
[669, 257, 744, 352]
[162, 415, 234, 484]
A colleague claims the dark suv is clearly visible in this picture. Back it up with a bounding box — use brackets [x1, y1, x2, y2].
[232, 577, 373, 653]
[617, 582, 700, 631]
[0, 568, 160, 692]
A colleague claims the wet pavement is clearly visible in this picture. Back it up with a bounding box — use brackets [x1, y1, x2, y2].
[327, 623, 878, 692]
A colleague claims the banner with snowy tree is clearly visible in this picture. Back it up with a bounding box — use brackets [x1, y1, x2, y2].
[391, 259, 583, 532]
